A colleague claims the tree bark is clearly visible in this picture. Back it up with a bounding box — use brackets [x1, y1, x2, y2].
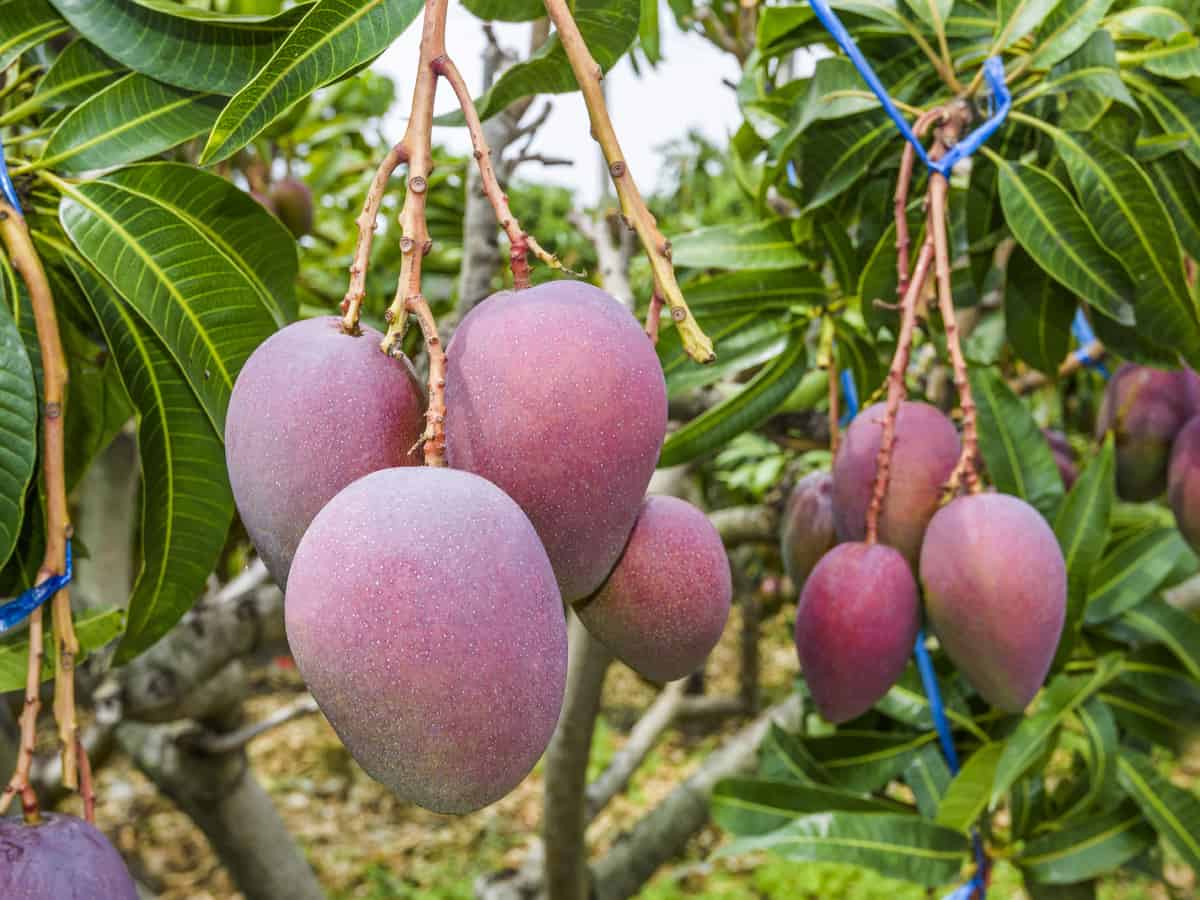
[543, 612, 611, 900]
[590, 694, 803, 899]
[118, 719, 325, 900]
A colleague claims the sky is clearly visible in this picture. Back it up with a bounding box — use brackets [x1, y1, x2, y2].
[372, 6, 745, 203]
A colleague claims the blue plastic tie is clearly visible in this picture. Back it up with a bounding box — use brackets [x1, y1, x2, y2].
[1071, 308, 1109, 380]
[839, 369, 859, 424]
[0, 139, 23, 216]
[807, 1, 1010, 176]
[0, 541, 73, 634]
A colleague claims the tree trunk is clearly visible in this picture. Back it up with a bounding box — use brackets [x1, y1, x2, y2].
[543, 612, 611, 900]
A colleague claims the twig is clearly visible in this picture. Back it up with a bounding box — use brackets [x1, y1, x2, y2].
[374, 0, 448, 465]
[865, 237, 935, 544]
[542, 0, 714, 363]
[894, 108, 943, 299]
[76, 737, 95, 824]
[1013, 340, 1105, 394]
[435, 54, 567, 287]
[819, 317, 839, 454]
[645, 291, 664, 343]
[188, 696, 321, 755]
[0, 197, 78, 818]
[340, 141, 410, 332]
[0, 606, 42, 821]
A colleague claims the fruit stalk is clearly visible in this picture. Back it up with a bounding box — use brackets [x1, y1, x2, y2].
[0, 197, 79, 818]
[541, 0, 715, 364]
[340, 141, 410, 332]
[377, 0, 449, 465]
[434, 55, 566, 289]
[893, 107, 944, 300]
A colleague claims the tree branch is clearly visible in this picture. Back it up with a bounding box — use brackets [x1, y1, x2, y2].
[0, 196, 77, 818]
[541, 0, 714, 364]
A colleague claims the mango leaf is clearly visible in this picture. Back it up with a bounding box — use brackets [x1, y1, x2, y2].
[1118, 751, 1200, 872]
[905, 745, 953, 819]
[991, 0, 1065, 54]
[0, 39, 124, 126]
[40, 73, 223, 174]
[968, 366, 1065, 520]
[805, 730, 938, 793]
[1020, 31, 1136, 112]
[759, 722, 830, 784]
[1147, 153, 1200, 261]
[834, 320, 887, 401]
[1067, 697, 1122, 818]
[659, 328, 805, 467]
[0, 607, 125, 692]
[455, 0, 639, 123]
[1126, 76, 1200, 167]
[46, 0, 310, 95]
[1102, 687, 1190, 747]
[680, 268, 827, 316]
[66, 257, 234, 663]
[1106, 6, 1190, 41]
[1010, 775, 1046, 839]
[1051, 436, 1115, 667]
[991, 656, 1123, 805]
[1084, 527, 1191, 624]
[201, 0, 422, 164]
[1003, 248, 1074, 374]
[877, 664, 979, 735]
[993, 156, 1135, 326]
[936, 742, 1006, 833]
[770, 57, 880, 166]
[713, 777, 906, 836]
[663, 314, 791, 399]
[1052, 129, 1200, 365]
[720, 813, 969, 886]
[1120, 646, 1200, 710]
[672, 220, 809, 271]
[57, 163, 292, 433]
[461, 0, 544, 20]
[0, 0, 67, 71]
[1136, 33, 1200, 80]
[0, 293, 37, 569]
[1117, 598, 1200, 681]
[902, 0, 954, 38]
[1029, 0, 1116, 69]
[800, 115, 895, 212]
[1018, 806, 1154, 883]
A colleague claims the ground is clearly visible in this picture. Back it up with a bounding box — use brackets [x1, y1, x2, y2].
[58, 602, 1197, 900]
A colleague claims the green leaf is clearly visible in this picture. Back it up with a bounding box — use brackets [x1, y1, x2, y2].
[66, 257, 234, 663]
[1010, 775, 1046, 839]
[1084, 527, 1192, 624]
[720, 813, 969, 887]
[770, 57, 880, 166]
[713, 777, 906, 836]
[1051, 129, 1200, 364]
[992, 0, 1065, 54]
[0, 0, 68, 71]
[1020, 31, 1136, 112]
[1133, 33, 1200, 80]
[1003, 248, 1075, 374]
[0, 39, 124, 126]
[461, 0, 545, 20]
[936, 742, 1006, 833]
[1068, 697, 1122, 818]
[1118, 599, 1200, 681]
[40, 73, 223, 174]
[968, 366, 1065, 520]
[201, 0, 421, 164]
[0, 291, 37, 569]
[759, 722, 830, 784]
[680, 268, 827, 316]
[1018, 806, 1155, 883]
[0, 607, 126, 692]
[1102, 687, 1190, 746]
[1029, 0, 1116, 68]
[1105, 6, 1190, 41]
[1052, 436, 1115, 666]
[659, 328, 805, 467]
[1121, 646, 1200, 708]
[46, 0, 310, 95]
[672, 220, 809, 271]
[457, 0, 640, 123]
[1126, 75, 1200, 168]
[992, 155, 1135, 326]
[905, 745, 953, 819]
[902, 0, 954, 38]
[834, 320, 887, 401]
[991, 657, 1123, 805]
[56, 164, 290, 433]
[639, 0, 660, 63]
[1148, 154, 1200, 261]
[663, 314, 790, 399]
[1118, 751, 1200, 872]
[800, 115, 894, 212]
[805, 730, 939, 793]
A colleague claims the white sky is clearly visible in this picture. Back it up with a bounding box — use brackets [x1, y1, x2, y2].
[373, 6, 744, 203]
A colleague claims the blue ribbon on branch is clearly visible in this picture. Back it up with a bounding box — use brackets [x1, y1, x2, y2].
[0, 541, 73, 634]
[806, 0, 1011, 176]
[0, 139, 24, 215]
[1070, 308, 1109, 379]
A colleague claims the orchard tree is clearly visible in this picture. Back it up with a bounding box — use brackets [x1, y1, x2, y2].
[2, 0, 1200, 899]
